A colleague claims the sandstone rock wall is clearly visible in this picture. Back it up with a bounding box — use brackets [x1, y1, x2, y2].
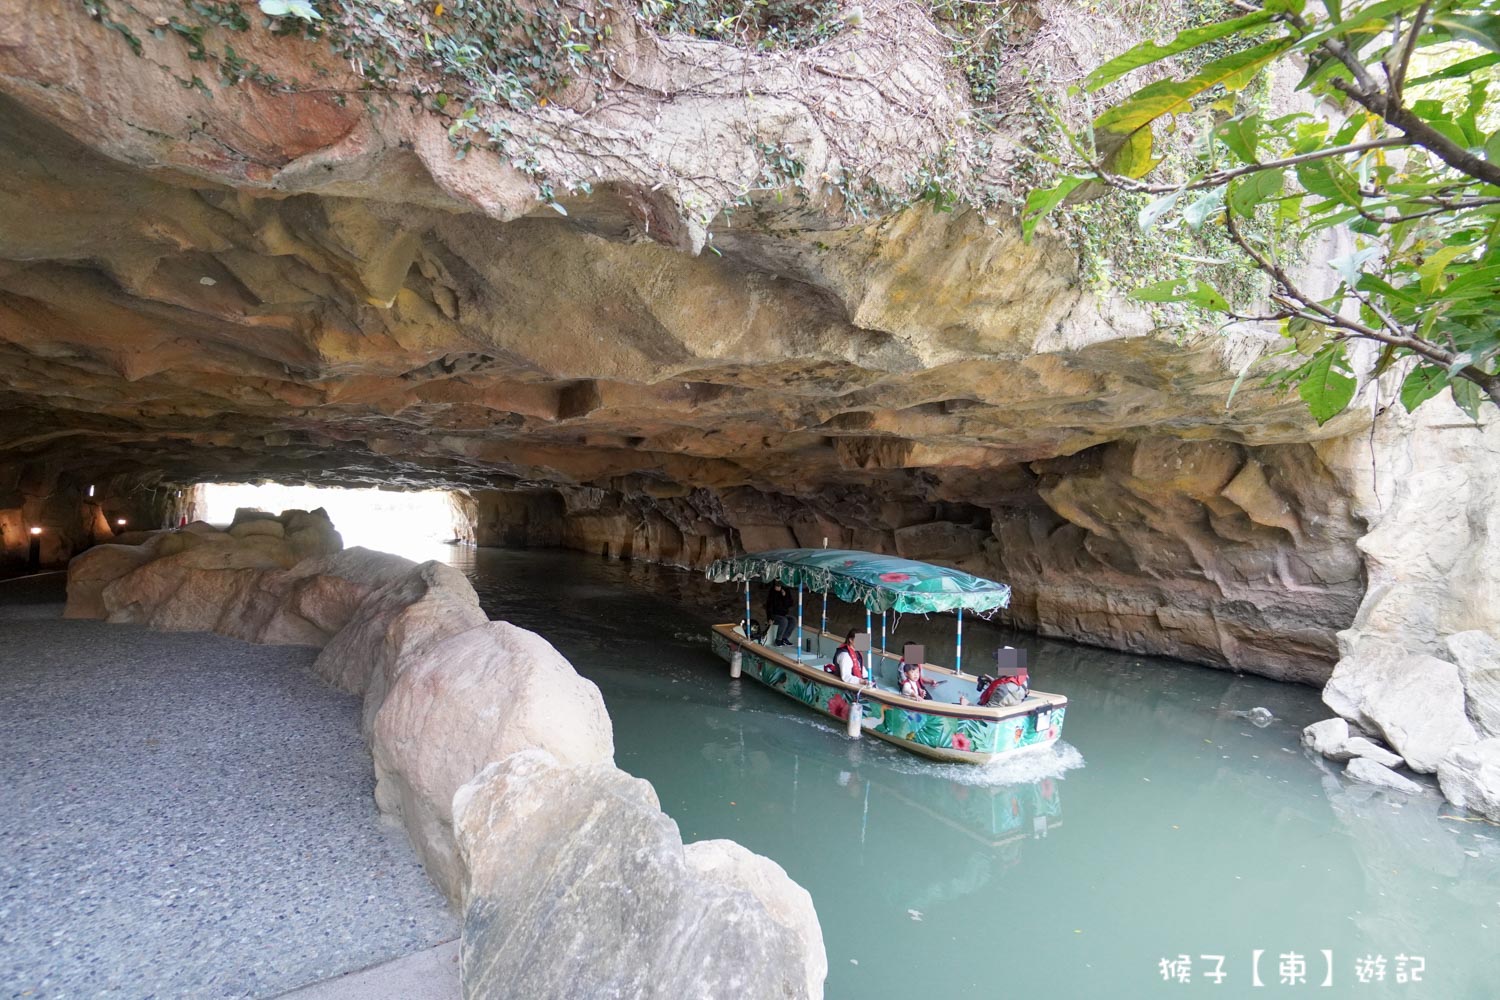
[65, 521, 827, 997]
[0, 0, 1383, 690]
[464, 434, 1365, 683]
[0, 465, 199, 573]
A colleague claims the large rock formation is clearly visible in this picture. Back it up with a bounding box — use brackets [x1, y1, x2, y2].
[1437, 739, 1500, 823]
[455, 750, 826, 1000]
[64, 520, 826, 997]
[0, 0, 1386, 681]
[373, 621, 616, 897]
[1310, 401, 1500, 804]
[6, 0, 1500, 817]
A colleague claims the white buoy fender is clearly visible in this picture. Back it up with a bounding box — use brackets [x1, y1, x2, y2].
[730, 649, 743, 679]
[846, 699, 862, 739]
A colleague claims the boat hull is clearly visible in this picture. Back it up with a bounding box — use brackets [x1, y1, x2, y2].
[710, 625, 1065, 763]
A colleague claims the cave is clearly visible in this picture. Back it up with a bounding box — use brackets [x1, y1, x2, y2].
[4, 1, 1500, 998]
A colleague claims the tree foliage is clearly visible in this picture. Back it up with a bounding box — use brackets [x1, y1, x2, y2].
[1026, 0, 1500, 423]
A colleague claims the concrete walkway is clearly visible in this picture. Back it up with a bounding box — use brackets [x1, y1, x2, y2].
[273, 940, 461, 1000]
[0, 574, 458, 999]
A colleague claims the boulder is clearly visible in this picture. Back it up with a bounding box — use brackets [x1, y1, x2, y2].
[228, 518, 285, 539]
[230, 507, 280, 527]
[372, 621, 614, 898]
[63, 543, 156, 619]
[266, 507, 344, 561]
[99, 535, 300, 629]
[1343, 737, 1403, 769]
[105, 564, 260, 631]
[294, 547, 425, 590]
[1436, 739, 1500, 822]
[282, 507, 333, 533]
[311, 560, 488, 741]
[213, 569, 324, 646]
[453, 751, 826, 1000]
[1299, 719, 1404, 766]
[1302, 718, 1349, 757]
[1447, 630, 1500, 738]
[287, 524, 343, 561]
[225, 548, 424, 646]
[174, 534, 297, 570]
[1344, 757, 1422, 793]
[108, 529, 162, 547]
[1323, 638, 1477, 772]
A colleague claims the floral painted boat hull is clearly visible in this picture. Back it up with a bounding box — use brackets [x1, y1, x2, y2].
[710, 625, 1066, 764]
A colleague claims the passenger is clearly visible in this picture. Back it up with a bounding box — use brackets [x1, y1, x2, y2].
[765, 581, 794, 647]
[977, 665, 1030, 707]
[899, 660, 939, 700]
[899, 662, 924, 700]
[830, 629, 866, 683]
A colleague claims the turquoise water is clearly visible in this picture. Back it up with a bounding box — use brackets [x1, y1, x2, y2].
[443, 546, 1500, 999]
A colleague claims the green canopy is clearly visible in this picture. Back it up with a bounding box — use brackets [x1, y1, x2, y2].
[706, 548, 1011, 615]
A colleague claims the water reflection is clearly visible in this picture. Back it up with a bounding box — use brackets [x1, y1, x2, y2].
[443, 546, 1500, 999]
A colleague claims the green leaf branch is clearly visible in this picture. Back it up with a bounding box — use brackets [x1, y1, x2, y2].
[1028, 0, 1500, 422]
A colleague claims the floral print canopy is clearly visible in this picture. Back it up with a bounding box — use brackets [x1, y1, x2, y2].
[706, 548, 1012, 615]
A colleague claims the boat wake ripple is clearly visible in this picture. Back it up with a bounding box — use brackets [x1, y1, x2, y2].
[881, 741, 1086, 787]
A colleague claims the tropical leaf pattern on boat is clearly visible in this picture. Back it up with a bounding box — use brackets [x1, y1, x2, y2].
[909, 714, 949, 748]
[782, 675, 820, 707]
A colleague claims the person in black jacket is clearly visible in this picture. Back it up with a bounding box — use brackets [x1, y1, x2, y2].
[765, 581, 794, 646]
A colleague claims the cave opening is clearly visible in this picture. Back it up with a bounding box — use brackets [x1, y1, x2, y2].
[198, 482, 470, 563]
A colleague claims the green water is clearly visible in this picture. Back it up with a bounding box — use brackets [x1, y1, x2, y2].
[442, 546, 1500, 999]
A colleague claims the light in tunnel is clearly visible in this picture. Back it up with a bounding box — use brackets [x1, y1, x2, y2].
[116, 518, 127, 527]
[199, 482, 466, 563]
[29, 526, 41, 536]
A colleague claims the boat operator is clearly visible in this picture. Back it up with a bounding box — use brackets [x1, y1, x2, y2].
[765, 581, 794, 646]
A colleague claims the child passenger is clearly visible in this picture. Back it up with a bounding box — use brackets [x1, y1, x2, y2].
[899, 661, 932, 700]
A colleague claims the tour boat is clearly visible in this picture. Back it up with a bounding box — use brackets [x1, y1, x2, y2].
[706, 549, 1067, 763]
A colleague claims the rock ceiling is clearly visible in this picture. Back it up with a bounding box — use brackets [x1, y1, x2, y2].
[0, 0, 1357, 504]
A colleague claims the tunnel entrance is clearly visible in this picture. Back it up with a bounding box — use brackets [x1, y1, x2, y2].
[199, 483, 468, 563]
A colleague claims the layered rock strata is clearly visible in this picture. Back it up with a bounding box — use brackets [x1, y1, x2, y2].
[465, 433, 1365, 683]
[64, 519, 826, 997]
[0, 0, 1381, 681]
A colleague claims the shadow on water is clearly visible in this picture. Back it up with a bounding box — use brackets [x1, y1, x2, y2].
[448, 546, 1500, 999]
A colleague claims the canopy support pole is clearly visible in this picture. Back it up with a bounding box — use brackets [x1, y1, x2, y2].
[821, 591, 828, 640]
[744, 579, 750, 638]
[865, 606, 872, 649]
[796, 584, 804, 657]
[955, 607, 963, 675]
[880, 610, 887, 659]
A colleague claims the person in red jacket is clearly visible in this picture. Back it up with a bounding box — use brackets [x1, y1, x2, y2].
[977, 665, 1029, 707]
[830, 630, 865, 683]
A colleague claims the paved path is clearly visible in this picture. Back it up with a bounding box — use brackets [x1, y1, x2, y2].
[273, 940, 460, 1000]
[0, 574, 458, 999]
